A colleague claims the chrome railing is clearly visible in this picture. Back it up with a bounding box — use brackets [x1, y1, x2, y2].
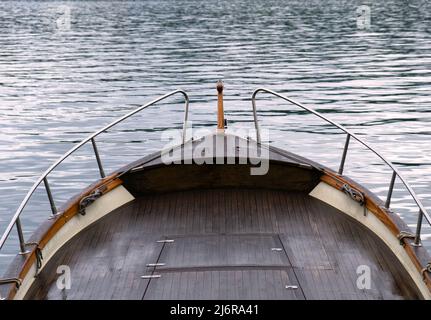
[0, 90, 189, 255]
[1, 87, 428, 258]
[252, 88, 431, 246]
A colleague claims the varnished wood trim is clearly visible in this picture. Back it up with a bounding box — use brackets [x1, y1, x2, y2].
[217, 80, 224, 131]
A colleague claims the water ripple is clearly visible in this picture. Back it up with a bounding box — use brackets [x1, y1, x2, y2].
[0, 0, 430, 272]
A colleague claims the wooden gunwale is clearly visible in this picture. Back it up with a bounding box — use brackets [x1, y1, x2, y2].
[321, 170, 431, 292]
[5, 173, 123, 299]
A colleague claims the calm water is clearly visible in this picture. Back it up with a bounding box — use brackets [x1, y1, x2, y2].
[0, 0, 430, 273]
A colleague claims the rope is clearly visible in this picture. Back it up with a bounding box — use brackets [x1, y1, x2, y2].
[341, 183, 365, 206]
[421, 263, 431, 280]
[341, 183, 366, 215]
[396, 231, 416, 246]
[25, 242, 43, 274]
[35, 247, 43, 271]
[79, 189, 103, 215]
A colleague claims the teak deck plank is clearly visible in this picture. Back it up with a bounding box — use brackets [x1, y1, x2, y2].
[25, 189, 421, 300]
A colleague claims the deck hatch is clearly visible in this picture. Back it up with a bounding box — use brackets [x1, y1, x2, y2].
[142, 269, 305, 300]
[155, 234, 292, 270]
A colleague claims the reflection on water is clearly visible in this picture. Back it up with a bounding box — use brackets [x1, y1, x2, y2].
[0, 0, 430, 272]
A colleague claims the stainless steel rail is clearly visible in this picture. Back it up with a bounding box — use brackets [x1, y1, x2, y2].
[0, 90, 189, 254]
[1, 86, 428, 258]
[252, 87, 430, 246]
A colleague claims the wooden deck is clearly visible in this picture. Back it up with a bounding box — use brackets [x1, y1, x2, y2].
[25, 188, 420, 300]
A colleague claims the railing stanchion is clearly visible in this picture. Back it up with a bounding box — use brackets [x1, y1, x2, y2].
[338, 134, 350, 175]
[91, 138, 105, 178]
[43, 177, 57, 216]
[414, 210, 423, 246]
[181, 93, 190, 144]
[385, 171, 397, 209]
[15, 218, 29, 254]
[251, 93, 261, 144]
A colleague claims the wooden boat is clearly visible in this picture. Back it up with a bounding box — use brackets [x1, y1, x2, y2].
[1, 81, 431, 300]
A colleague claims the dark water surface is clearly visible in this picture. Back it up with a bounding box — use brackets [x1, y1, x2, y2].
[0, 0, 430, 272]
